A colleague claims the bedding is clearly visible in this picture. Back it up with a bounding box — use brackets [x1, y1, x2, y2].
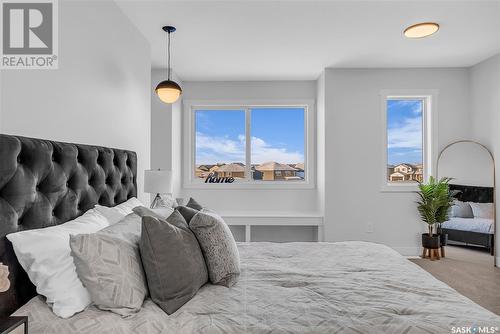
[133, 206, 175, 220]
[95, 197, 144, 224]
[189, 209, 240, 287]
[186, 197, 203, 211]
[6, 208, 111, 318]
[140, 213, 208, 315]
[450, 200, 474, 218]
[469, 202, 495, 219]
[70, 233, 148, 317]
[14, 242, 500, 333]
[97, 212, 143, 245]
[441, 217, 494, 234]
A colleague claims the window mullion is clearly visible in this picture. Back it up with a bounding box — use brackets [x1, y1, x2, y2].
[245, 107, 251, 182]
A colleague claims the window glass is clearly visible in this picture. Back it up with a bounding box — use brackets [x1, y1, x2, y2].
[250, 107, 305, 181]
[195, 109, 246, 179]
[386, 99, 424, 183]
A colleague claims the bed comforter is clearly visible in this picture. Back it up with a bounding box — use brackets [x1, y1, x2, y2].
[14, 241, 500, 333]
[441, 217, 494, 234]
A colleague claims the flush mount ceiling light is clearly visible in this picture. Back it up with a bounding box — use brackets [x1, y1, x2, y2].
[155, 26, 182, 104]
[404, 22, 439, 39]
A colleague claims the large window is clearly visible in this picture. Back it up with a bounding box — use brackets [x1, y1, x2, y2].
[381, 91, 436, 191]
[189, 104, 310, 186]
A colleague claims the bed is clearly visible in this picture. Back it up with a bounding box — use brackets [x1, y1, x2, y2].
[442, 184, 495, 255]
[1, 135, 499, 333]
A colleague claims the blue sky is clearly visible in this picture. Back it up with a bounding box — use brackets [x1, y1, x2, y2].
[195, 108, 305, 165]
[387, 99, 423, 165]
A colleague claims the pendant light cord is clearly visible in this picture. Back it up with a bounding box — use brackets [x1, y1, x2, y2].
[167, 31, 171, 80]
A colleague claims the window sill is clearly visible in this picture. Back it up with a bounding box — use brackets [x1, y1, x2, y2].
[183, 181, 315, 190]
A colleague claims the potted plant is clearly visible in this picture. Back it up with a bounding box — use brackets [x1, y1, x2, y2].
[416, 177, 456, 250]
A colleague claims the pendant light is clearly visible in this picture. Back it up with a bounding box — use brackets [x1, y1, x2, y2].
[155, 26, 182, 104]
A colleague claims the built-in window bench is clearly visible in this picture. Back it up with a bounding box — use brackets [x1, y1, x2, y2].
[220, 212, 324, 242]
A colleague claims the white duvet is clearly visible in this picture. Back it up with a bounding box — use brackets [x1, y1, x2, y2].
[14, 241, 500, 333]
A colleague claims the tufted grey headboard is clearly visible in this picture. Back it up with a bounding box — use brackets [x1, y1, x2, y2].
[0, 134, 137, 317]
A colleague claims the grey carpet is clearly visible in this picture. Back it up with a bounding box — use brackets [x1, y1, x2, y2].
[410, 244, 499, 315]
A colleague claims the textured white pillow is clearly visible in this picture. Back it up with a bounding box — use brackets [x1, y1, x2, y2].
[469, 202, 494, 219]
[95, 197, 143, 224]
[6, 208, 110, 318]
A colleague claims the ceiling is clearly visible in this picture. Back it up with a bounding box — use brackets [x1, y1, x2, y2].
[116, 0, 500, 81]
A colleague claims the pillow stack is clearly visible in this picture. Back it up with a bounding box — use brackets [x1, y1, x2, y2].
[6, 207, 111, 318]
[7, 196, 240, 318]
[137, 198, 241, 314]
[450, 200, 494, 219]
[70, 204, 176, 317]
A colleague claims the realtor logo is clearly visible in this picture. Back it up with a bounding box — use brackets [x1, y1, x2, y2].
[1, 0, 58, 69]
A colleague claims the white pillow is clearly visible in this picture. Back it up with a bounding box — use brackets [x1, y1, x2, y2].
[6, 208, 110, 318]
[95, 197, 143, 224]
[469, 202, 494, 219]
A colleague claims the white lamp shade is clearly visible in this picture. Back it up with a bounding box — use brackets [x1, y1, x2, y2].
[144, 169, 173, 194]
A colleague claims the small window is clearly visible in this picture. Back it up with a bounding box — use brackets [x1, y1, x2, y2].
[381, 91, 436, 192]
[387, 98, 423, 184]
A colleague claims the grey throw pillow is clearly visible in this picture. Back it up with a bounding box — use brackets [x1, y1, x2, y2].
[177, 206, 199, 223]
[451, 200, 474, 218]
[133, 206, 174, 220]
[70, 233, 148, 317]
[140, 211, 208, 314]
[189, 209, 240, 287]
[157, 194, 178, 208]
[187, 197, 203, 211]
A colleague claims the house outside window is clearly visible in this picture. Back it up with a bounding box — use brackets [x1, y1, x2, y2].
[381, 90, 437, 192]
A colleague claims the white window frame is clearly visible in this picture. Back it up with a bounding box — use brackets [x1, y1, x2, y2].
[183, 99, 315, 189]
[380, 89, 438, 192]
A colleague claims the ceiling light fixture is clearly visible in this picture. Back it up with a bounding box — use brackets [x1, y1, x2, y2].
[155, 26, 182, 104]
[404, 22, 439, 39]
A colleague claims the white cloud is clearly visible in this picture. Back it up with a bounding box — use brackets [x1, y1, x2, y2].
[196, 132, 245, 163]
[251, 136, 303, 164]
[195, 132, 303, 165]
[387, 117, 422, 149]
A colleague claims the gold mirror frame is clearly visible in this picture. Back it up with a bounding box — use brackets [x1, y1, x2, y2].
[437, 140, 496, 267]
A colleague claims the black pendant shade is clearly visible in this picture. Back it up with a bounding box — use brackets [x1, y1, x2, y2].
[155, 80, 182, 104]
[156, 26, 182, 104]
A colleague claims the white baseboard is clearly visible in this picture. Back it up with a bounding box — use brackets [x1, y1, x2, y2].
[391, 246, 421, 257]
[496, 256, 500, 267]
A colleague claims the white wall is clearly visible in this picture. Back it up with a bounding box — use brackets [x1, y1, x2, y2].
[316, 72, 326, 216]
[469, 54, 500, 263]
[151, 70, 173, 171]
[322, 68, 471, 255]
[0, 0, 151, 203]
